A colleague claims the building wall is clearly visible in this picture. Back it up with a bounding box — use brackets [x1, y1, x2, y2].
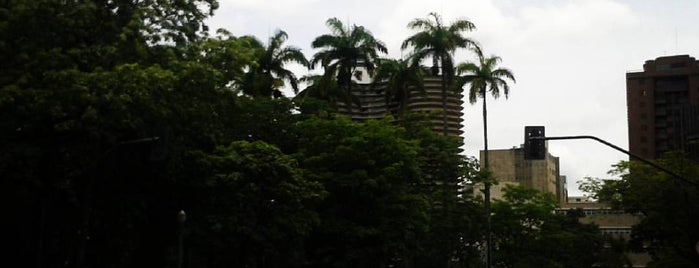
[557, 175, 568, 205]
[336, 74, 464, 138]
[480, 146, 561, 202]
[559, 200, 650, 267]
[626, 55, 699, 159]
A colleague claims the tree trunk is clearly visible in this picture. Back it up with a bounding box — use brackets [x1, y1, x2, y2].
[346, 68, 353, 117]
[440, 62, 448, 136]
[482, 90, 492, 268]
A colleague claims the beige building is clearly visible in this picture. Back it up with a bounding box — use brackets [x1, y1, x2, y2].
[477, 143, 650, 266]
[336, 68, 465, 138]
[479, 145, 563, 203]
[559, 199, 651, 267]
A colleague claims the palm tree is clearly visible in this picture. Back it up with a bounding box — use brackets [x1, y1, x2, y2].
[241, 29, 309, 98]
[456, 48, 515, 268]
[402, 12, 479, 135]
[371, 58, 425, 116]
[294, 66, 359, 109]
[311, 17, 387, 114]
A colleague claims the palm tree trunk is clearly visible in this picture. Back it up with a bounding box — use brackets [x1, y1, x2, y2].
[482, 90, 492, 268]
[347, 83, 353, 117]
[345, 68, 353, 117]
[440, 67, 448, 136]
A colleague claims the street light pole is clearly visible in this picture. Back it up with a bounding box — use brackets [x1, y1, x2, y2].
[529, 135, 698, 188]
[177, 210, 186, 268]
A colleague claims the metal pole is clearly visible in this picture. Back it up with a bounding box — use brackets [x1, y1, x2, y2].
[530, 135, 698, 188]
[177, 210, 186, 268]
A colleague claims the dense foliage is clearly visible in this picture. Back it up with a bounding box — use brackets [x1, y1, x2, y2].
[1, 2, 613, 267]
[491, 186, 602, 268]
[582, 153, 699, 267]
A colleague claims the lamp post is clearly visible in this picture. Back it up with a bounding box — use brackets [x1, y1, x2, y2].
[177, 210, 186, 268]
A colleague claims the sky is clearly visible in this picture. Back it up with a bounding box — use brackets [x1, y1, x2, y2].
[205, 0, 699, 196]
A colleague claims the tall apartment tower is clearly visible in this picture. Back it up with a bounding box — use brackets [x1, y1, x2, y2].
[626, 55, 699, 159]
[338, 69, 464, 138]
[479, 145, 564, 204]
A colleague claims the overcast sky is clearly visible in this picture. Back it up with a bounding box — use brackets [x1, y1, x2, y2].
[206, 0, 699, 196]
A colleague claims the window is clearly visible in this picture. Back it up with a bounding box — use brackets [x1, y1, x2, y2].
[670, 62, 686, 69]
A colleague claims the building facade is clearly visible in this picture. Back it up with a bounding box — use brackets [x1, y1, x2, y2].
[626, 55, 699, 159]
[479, 145, 563, 203]
[559, 199, 651, 267]
[336, 70, 464, 138]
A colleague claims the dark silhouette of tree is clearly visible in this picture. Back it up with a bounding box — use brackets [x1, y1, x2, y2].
[371, 58, 425, 116]
[240, 30, 310, 98]
[456, 48, 516, 171]
[402, 12, 479, 135]
[311, 17, 387, 113]
[456, 47, 515, 268]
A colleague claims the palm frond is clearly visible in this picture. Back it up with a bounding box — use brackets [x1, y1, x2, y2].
[325, 17, 346, 36]
[448, 19, 476, 32]
[492, 68, 516, 82]
[457, 50, 515, 105]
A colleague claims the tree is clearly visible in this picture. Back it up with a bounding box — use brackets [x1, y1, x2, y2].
[371, 58, 426, 116]
[397, 113, 484, 267]
[0, 1, 244, 266]
[585, 153, 699, 266]
[455, 48, 515, 267]
[401, 12, 479, 135]
[185, 141, 325, 267]
[294, 71, 357, 109]
[311, 17, 387, 113]
[491, 185, 604, 268]
[195, 29, 260, 90]
[240, 30, 310, 98]
[295, 116, 430, 267]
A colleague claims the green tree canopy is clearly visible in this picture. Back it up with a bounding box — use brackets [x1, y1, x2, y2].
[310, 17, 387, 111]
[371, 58, 426, 115]
[402, 12, 479, 135]
[185, 140, 325, 267]
[584, 153, 699, 266]
[491, 185, 603, 268]
[239, 30, 310, 98]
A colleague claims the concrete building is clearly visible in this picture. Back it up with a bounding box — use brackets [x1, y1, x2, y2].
[559, 199, 651, 267]
[479, 145, 563, 203]
[336, 68, 464, 138]
[479, 146, 653, 265]
[626, 55, 699, 159]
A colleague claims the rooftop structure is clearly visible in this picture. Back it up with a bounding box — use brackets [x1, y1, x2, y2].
[626, 55, 699, 159]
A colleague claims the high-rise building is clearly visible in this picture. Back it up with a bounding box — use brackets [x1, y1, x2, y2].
[478, 145, 564, 204]
[626, 55, 699, 159]
[336, 69, 464, 138]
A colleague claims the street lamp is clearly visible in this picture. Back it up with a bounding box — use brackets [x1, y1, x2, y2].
[178, 210, 186, 268]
